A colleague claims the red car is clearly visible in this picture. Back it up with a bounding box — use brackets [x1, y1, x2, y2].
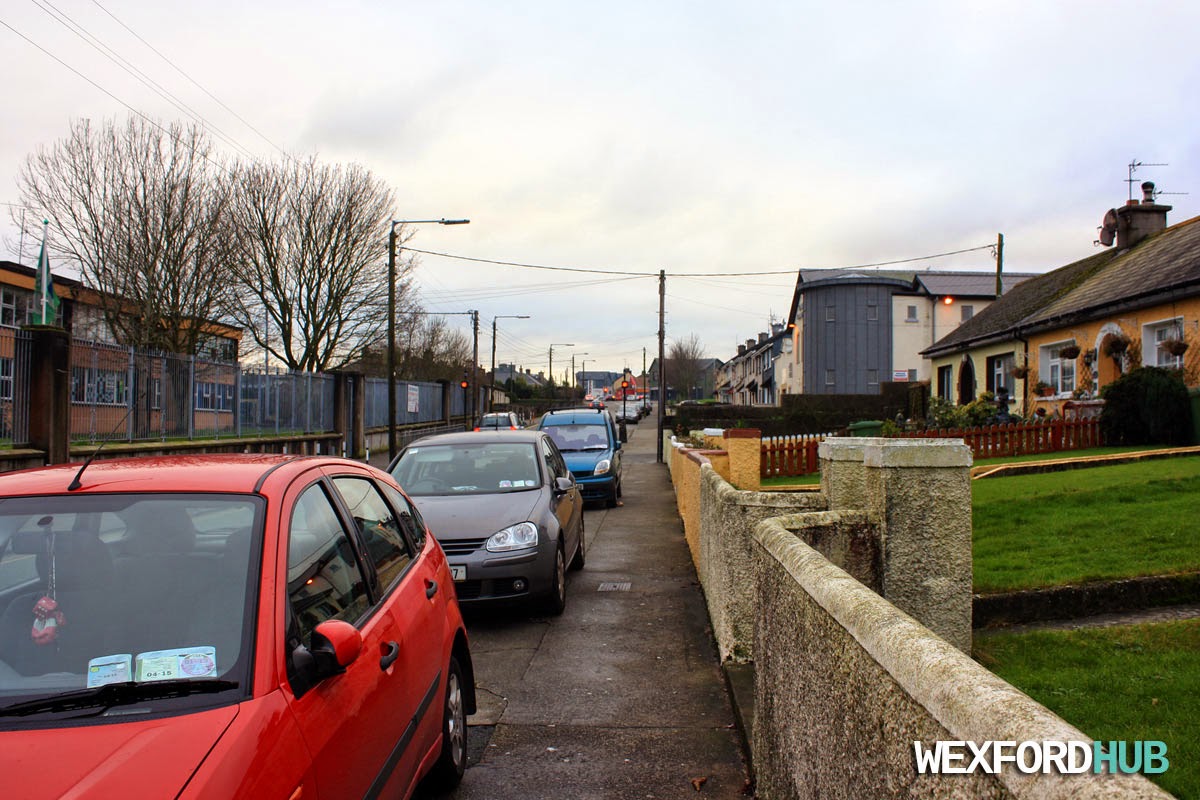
[0, 454, 474, 799]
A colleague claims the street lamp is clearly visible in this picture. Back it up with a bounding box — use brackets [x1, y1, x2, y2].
[580, 358, 590, 397]
[548, 343, 574, 400]
[388, 218, 469, 462]
[491, 315, 530, 409]
[571, 352, 588, 399]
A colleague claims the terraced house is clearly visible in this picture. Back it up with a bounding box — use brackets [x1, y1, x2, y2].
[923, 184, 1200, 416]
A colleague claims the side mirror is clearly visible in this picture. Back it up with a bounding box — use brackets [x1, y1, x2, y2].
[312, 619, 363, 674]
[553, 476, 574, 495]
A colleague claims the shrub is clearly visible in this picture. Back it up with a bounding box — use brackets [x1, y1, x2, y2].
[1099, 367, 1192, 446]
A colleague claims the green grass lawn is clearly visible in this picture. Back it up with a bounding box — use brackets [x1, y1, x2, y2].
[973, 456, 1200, 593]
[761, 473, 821, 487]
[975, 620, 1199, 799]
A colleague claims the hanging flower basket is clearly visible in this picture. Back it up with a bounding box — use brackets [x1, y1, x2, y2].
[1163, 338, 1190, 357]
[1103, 336, 1129, 357]
[1059, 344, 1081, 360]
[1010, 365, 1030, 379]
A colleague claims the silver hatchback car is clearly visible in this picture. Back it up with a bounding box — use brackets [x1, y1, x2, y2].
[388, 431, 584, 615]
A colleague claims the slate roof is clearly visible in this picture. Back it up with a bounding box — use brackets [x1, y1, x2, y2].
[922, 214, 1200, 357]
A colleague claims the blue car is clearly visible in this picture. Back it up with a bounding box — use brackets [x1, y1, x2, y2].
[536, 408, 622, 507]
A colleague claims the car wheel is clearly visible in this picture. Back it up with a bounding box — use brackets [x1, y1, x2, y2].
[605, 486, 618, 508]
[569, 516, 585, 571]
[423, 655, 467, 791]
[540, 544, 567, 616]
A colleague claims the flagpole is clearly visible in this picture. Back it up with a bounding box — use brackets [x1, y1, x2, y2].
[40, 220, 48, 324]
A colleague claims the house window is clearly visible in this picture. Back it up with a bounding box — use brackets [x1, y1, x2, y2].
[825, 306, 836, 322]
[825, 369, 835, 386]
[71, 367, 129, 406]
[1040, 343, 1075, 395]
[866, 304, 878, 321]
[1, 289, 19, 328]
[0, 358, 12, 400]
[937, 365, 953, 399]
[986, 353, 1015, 396]
[961, 305, 974, 322]
[195, 381, 235, 412]
[1146, 319, 1185, 369]
[906, 305, 918, 323]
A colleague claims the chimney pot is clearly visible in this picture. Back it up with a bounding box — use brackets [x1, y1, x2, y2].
[1142, 181, 1156, 204]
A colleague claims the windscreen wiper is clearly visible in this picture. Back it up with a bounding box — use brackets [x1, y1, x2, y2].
[0, 679, 239, 718]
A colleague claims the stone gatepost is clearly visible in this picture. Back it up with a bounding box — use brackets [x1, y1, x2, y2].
[865, 439, 973, 652]
[722, 428, 761, 491]
[819, 437, 973, 652]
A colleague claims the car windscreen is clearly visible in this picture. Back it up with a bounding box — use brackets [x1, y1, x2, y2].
[542, 423, 610, 452]
[0, 493, 262, 716]
[479, 415, 510, 428]
[391, 442, 542, 496]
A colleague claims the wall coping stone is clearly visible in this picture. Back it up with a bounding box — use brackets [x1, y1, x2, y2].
[703, 466, 826, 510]
[753, 518, 1171, 799]
[818, 436, 890, 461]
[863, 438, 974, 469]
[723, 428, 762, 439]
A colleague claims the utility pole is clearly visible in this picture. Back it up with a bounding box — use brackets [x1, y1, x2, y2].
[994, 232, 1005, 297]
[470, 310, 479, 424]
[656, 269, 666, 463]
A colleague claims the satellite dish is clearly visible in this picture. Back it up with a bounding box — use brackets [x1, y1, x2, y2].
[1098, 208, 1118, 247]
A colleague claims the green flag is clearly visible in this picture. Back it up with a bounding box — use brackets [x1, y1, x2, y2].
[32, 220, 60, 326]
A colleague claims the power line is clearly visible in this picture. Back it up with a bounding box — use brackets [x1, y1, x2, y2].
[0, 16, 236, 177]
[90, 0, 286, 156]
[30, 0, 257, 160]
[403, 243, 997, 278]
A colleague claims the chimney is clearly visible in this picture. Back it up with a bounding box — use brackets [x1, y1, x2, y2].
[746, 338, 755, 350]
[771, 322, 784, 336]
[758, 331, 768, 344]
[1116, 181, 1171, 248]
[737, 344, 746, 356]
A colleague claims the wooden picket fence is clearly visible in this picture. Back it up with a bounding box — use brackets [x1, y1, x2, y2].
[760, 433, 825, 478]
[760, 418, 1104, 478]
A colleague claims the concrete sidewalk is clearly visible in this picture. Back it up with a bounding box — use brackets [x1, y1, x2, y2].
[414, 425, 750, 799]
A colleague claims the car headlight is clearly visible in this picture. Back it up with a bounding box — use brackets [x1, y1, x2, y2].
[594, 459, 611, 475]
[486, 522, 539, 552]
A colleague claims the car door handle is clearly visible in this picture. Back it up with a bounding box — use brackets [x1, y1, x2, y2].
[380, 641, 400, 671]
[425, 578, 438, 599]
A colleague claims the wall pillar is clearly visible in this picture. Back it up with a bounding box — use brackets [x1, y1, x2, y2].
[351, 372, 365, 459]
[819, 437, 879, 511]
[864, 439, 973, 652]
[722, 428, 761, 490]
[26, 326, 70, 464]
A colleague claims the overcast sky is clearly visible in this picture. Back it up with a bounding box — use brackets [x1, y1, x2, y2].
[3, 1, 1199, 376]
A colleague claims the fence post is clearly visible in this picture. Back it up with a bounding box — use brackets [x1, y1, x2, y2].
[127, 346, 135, 442]
[187, 355, 195, 440]
[25, 326, 70, 464]
[235, 366, 243, 439]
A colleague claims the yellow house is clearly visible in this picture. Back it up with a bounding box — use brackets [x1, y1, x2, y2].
[924, 187, 1200, 417]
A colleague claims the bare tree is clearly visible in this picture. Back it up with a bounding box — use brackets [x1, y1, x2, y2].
[226, 155, 402, 371]
[352, 316, 473, 381]
[17, 116, 235, 353]
[668, 333, 706, 401]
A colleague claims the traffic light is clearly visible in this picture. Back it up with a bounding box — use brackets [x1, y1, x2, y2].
[621, 380, 629, 389]
[460, 371, 469, 390]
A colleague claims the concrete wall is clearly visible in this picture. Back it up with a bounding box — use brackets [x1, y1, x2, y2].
[699, 468, 826, 661]
[751, 518, 1170, 800]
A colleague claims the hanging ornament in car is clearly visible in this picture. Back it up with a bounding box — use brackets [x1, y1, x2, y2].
[32, 596, 65, 645]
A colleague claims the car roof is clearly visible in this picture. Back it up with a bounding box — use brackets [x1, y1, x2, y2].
[539, 408, 611, 425]
[405, 430, 545, 449]
[0, 453, 362, 496]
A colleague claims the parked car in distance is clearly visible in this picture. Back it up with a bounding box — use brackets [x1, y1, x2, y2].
[0, 454, 474, 800]
[388, 430, 584, 615]
[476, 411, 521, 431]
[535, 408, 622, 507]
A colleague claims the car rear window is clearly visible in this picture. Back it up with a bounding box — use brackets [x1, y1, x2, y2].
[542, 423, 609, 452]
[391, 442, 542, 496]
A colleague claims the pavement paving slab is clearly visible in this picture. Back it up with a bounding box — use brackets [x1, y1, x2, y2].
[416, 425, 750, 799]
